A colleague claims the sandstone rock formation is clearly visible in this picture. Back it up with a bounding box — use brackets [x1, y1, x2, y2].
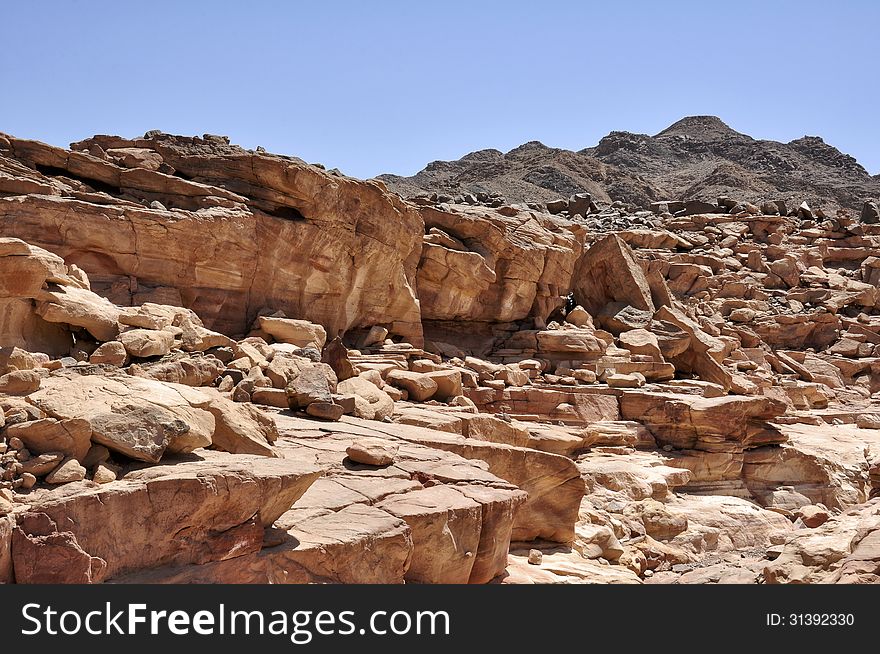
[2, 126, 880, 586]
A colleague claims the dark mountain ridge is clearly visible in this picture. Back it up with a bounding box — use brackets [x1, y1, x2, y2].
[380, 116, 879, 212]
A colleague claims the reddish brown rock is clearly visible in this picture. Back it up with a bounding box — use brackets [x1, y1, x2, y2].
[571, 234, 656, 316]
[11, 451, 322, 583]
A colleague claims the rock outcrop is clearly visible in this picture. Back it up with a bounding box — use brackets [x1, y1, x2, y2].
[0, 133, 425, 344]
[3, 124, 880, 586]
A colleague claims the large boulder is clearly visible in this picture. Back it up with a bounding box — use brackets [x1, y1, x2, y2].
[386, 370, 438, 402]
[571, 234, 655, 316]
[118, 328, 175, 358]
[258, 316, 327, 349]
[26, 373, 216, 462]
[204, 394, 279, 457]
[5, 418, 92, 462]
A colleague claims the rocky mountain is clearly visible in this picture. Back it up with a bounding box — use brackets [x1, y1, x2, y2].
[1, 129, 880, 586]
[381, 116, 880, 212]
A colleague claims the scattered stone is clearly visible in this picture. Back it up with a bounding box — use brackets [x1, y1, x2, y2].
[0, 370, 42, 394]
[118, 328, 175, 358]
[305, 401, 344, 421]
[45, 457, 86, 484]
[92, 463, 118, 484]
[346, 438, 399, 466]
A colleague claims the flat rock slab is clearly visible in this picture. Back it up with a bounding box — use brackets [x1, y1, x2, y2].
[378, 485, 482, 583]
[502, 547, 642, 584]
[273, 412, 583, 543]
[619, 391, 786, 451]
[271, 412, 529, 582]
[11, 451, 322, 583]
[115, 504, 413, 584]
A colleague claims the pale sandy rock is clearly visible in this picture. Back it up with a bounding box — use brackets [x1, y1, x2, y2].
[45, 457, 86, 484]
[115, 504, 413, 584]
[129, 355, 224, 386]
[285, 364, 334, 409]
[0, 369, 42, 395]
[5, 418, 91, 461]
[346, 438, 398, 466]
[204, 393, 278, 457]
[606, 372, 646, 388]
[574, 523, 624, 560]
[743, 423, 880, 510]
[565, 305, 592, 327]
[856, 413, 880, 430]
[362, 325, 389, 347]
[572, 234, 656, 316]
[27, 374, 215, 462]
[0, 346, 37, 374]
[620, 391, 786, 451]
[258, 316, 327, 349]
[118, 303, 175, 330]
[495, 366, 530, 387]
[664, 494, 791, 553]
[377, 485, 482, 583]
[337, 375, 395, 420]
[12, 451, 323, 583]
[417, 204, 583, 324]
[764, 499, 880, 584]
[624, 498, 688, 540]
[35, 284, 121, 342]
[88, 341, 127, 366]
[92, 463, 118, 484]
[264, 353, 307, 388]
[536, 328, 606, 355]
[118, 328, 175, 358]
[578, 450, 692, 501]
[618, 328, 662, 360]
[421, 369, 463, 400]
[386, 369, 438, 401]
[458, 484, 527, 583]
[1, 134, 426, 344]
[0, 238, 72, 298]
[250, 387, 289, 408]
[504, 547, 641, 584]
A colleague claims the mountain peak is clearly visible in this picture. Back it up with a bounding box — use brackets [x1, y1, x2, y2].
[655, 115, 739, 139]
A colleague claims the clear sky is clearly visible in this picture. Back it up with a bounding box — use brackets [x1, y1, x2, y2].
[2, 0, 878, 179]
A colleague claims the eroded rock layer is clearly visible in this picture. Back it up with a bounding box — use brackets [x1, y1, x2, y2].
[2, 127, 880, 585]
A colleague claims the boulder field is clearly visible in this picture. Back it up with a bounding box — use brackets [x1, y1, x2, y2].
[1, 130, 879, 584]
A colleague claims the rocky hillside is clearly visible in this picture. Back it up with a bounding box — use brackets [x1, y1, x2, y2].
[1, 129, 880, 585]
[381, 116, 880, 212]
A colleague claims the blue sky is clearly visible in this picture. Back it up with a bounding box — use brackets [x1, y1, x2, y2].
[2, 0, 877, 178]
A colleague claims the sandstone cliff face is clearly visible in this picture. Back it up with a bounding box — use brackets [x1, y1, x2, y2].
[417, 204, 586, 324]
[0, 133, 425, 343]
